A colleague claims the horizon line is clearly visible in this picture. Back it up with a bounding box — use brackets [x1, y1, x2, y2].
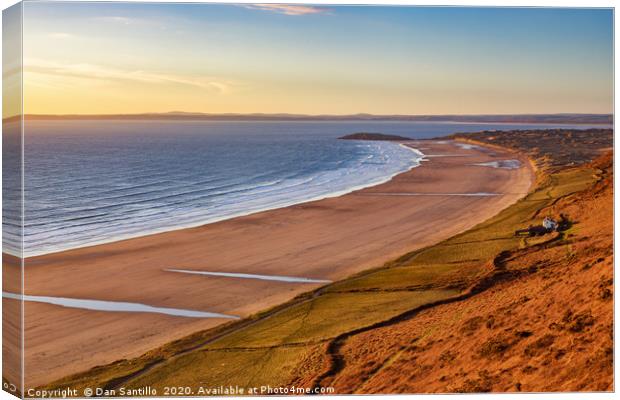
[2, 112, 613, 124]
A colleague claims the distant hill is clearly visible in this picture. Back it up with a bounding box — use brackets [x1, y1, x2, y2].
[339, 133, 411, 141]
[3, 113, 613, 125]
[448, 128, 613, 172]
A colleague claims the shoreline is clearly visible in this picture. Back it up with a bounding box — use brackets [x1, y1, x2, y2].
[5, 139, 534, 387]
[9, 143, 424, 259]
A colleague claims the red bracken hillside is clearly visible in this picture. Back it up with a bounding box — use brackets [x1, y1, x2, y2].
[297, 151, 613, 393]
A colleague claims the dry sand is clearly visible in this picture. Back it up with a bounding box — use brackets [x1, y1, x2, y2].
[3, 140, 533, 388]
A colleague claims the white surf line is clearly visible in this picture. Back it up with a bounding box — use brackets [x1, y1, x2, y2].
[165, 268, 333, 284]
[357, 192, 501, 197]
[2, 292, 239, 319]
[423, 154, 474, 157]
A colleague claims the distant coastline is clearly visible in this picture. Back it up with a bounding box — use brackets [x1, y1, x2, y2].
[3, 112, 613, 125]
[339, 133, 412, 141]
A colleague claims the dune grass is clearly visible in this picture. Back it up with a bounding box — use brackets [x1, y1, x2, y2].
[130, 346, 314, 391]
[123, 290, 456, 391]
[208, 289, 457, 349]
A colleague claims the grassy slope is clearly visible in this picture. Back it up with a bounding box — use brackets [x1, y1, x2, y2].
[42, 130, 612, 394]
[312, 152, 613, 393]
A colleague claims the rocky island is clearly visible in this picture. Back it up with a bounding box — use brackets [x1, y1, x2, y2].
[339, 132, 412, 141]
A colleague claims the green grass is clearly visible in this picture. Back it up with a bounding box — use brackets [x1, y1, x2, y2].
[325, 263, 475, 292]
[128, 346, 313, 391]
[547, 168, 596, 198]
[123, 289, 457, 390]
[209, 290, 457, 349]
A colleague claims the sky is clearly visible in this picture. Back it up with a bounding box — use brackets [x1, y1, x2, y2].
[9, 3, 615, 115]
[3, 4, 21, 118]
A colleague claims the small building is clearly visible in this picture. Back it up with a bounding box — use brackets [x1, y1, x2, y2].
[515, 216, 561, 237]
[542, 217, 558, 231]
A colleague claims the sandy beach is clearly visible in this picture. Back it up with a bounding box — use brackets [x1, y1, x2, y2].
[3, 140, 533, 388]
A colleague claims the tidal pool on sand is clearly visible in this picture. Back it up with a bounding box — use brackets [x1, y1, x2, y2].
[166, 268, 332, 283]
[2, 292, 239, 319]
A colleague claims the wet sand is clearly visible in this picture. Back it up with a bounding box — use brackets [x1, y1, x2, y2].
[3, 140, 533, 388]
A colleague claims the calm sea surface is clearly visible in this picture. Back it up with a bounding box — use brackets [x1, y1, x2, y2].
[2, 120, 604, 256]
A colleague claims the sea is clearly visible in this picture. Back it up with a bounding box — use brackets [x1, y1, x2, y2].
[2, 120, 605, 257]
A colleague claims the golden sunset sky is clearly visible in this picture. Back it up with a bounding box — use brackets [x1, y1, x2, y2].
[4, 3, 614, 116]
